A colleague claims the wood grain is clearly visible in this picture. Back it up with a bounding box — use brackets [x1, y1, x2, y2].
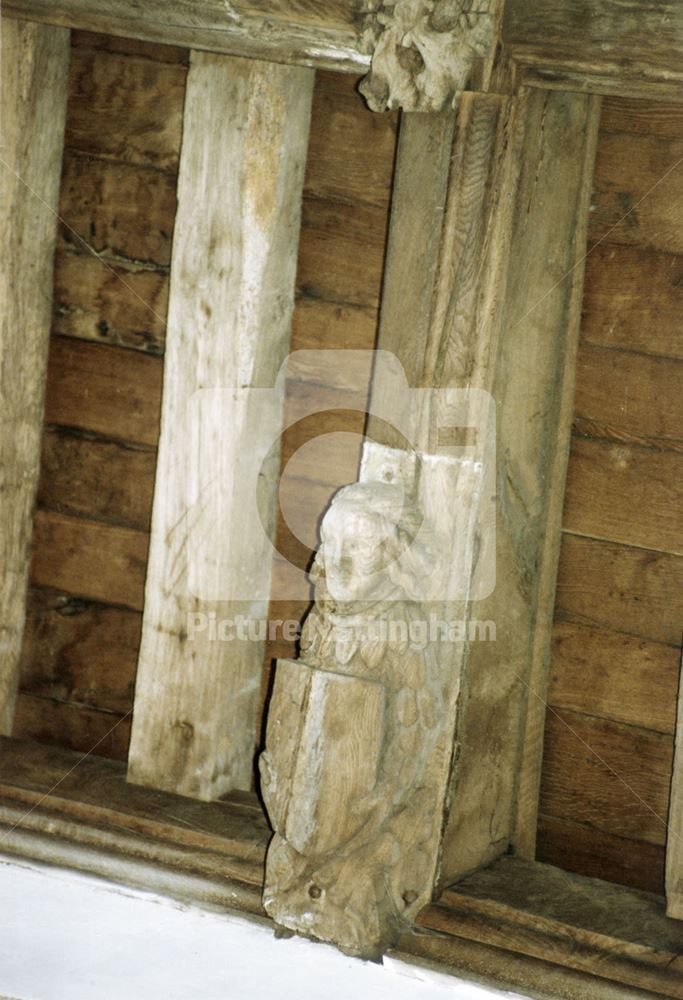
[589, 132, 683, 255]
[304, 75, 398, 209]
[601, 98, 683, 141]
[53, 250, 169, 353]
[549, 618, 679, 735]
[504, 0, 683, 101]
[66, 46, 186, 171]
[581, 243, 683, 361]
[12, 693, 131, 761]
[0, 20, 70, 732]
[38, 427, 156, 531]
[555, 534, 683, 647]
[44, 335, 162, 446]
[59, 152, 177, 265]
[563, 436, 683, 554]
[574, 342, 683, 449]
[4, 0, 367, 72]
[427, 855, 683, 998]
[71, 28, 189, 64]
[537, 814, 665, 895]
[539, 708, 672, 847]
[30, 509, 149, 611]
[19, 588, 140, 715]
[128, 54, 314, 800]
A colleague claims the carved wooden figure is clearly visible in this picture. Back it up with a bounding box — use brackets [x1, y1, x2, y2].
[259, 482, 451, 958]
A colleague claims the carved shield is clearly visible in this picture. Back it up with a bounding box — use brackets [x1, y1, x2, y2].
[263, 659, 385, 857]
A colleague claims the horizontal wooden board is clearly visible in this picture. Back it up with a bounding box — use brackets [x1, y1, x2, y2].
[71, 29, 189, 64]
[574, 342, 683, 447]
[304, 77, 397, 209]
[555, 533, 683, 646]
[66, 47, 186, 172]
[581, 243, 683, 360]
[539, 708, 672, 847]
[549, 618, 680, 735]
[291, 296, 378, 357]
[600, 98, 683, 141]
[19, 587, 140, 715]
[280, 383, 366, 482]
[53, 250, 168, 353]
[563, 436, 683, 554]
[38, 427, 156, 531]
[589, 132, 683, 254]
[59, 152, 177, 265]
[296, 197, 389, 308]
[31, 509, 149, 611]
[537, 814, 665, 896]
[12, 693, 131, 762]
[44, 335, 162, 446]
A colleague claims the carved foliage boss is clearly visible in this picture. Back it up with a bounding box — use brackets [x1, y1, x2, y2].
[358, 0, 501, 112]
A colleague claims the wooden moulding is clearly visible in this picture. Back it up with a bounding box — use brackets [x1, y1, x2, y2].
[2, 0, 368, 73]
[126, 53, 314, 800]
[363, 85, 600, 885]
[504, 0, 683, 102]
[1, 739, 683, 998]
[0, 19, 70, 733]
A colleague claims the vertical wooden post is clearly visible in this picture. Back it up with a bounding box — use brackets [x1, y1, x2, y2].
[363, 87, 600, 885]
[0, 19, 70, 732]
[666, 651, 683, 919]
[127, 53, 313, 800]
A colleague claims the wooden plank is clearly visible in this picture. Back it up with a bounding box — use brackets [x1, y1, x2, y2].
[537, 814, 665, 896]
[59, 152, 177, 265]
[426, 856, 683, 998]
[589, 132, 683, 255]
[504, 0, 683, 101]
[12, 694, 131, 762]
[0, 736, 268, 898]
[38, 427, 156, 532]
[66, 47, 186, 172]
[304, 77, 398, 209]
[0, 19, 70, 733]
[581, 243, 683, 361]
[30, 509, 148, 611]
[574, 343, 683, 449]
[563, 436, 683, 554]
[549, 618, 680, 735]
[127, 54, 314, 800]
[44, 335, 162, 446]
[71, 28, 189, 64]
[53, 251, 168, 353]
[4, 0, 367, 72]
[667, 649, 683, 918]
[540, 709, 672, 847]
[296, 197, 390, 309]
[19, 588, 141, 715]
[601, 97, 683, 141]
[555, 534, 683, 646]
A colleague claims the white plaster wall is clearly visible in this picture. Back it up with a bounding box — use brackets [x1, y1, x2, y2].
[0, 855, 529, 1000]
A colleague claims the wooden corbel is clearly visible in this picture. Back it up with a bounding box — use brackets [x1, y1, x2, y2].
[358, 0, 505, 111]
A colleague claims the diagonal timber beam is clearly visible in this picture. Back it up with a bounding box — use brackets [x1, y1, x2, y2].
[126, 53, 313, 800]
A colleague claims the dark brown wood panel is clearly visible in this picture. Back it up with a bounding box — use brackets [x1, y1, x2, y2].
[38, 427, 156, 531]
[549, 618, 679, 735]
[563, 436, 683, 553]
[537, 814, 665, 895]
[44, 335, 162, 446]
[66, 47, 186, 171]
[581, 243, 683, 361]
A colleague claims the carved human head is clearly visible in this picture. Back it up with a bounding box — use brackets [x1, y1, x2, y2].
[311, 481, 433, 605]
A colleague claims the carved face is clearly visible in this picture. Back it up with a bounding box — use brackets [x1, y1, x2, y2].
[319, 505, 394, 604]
